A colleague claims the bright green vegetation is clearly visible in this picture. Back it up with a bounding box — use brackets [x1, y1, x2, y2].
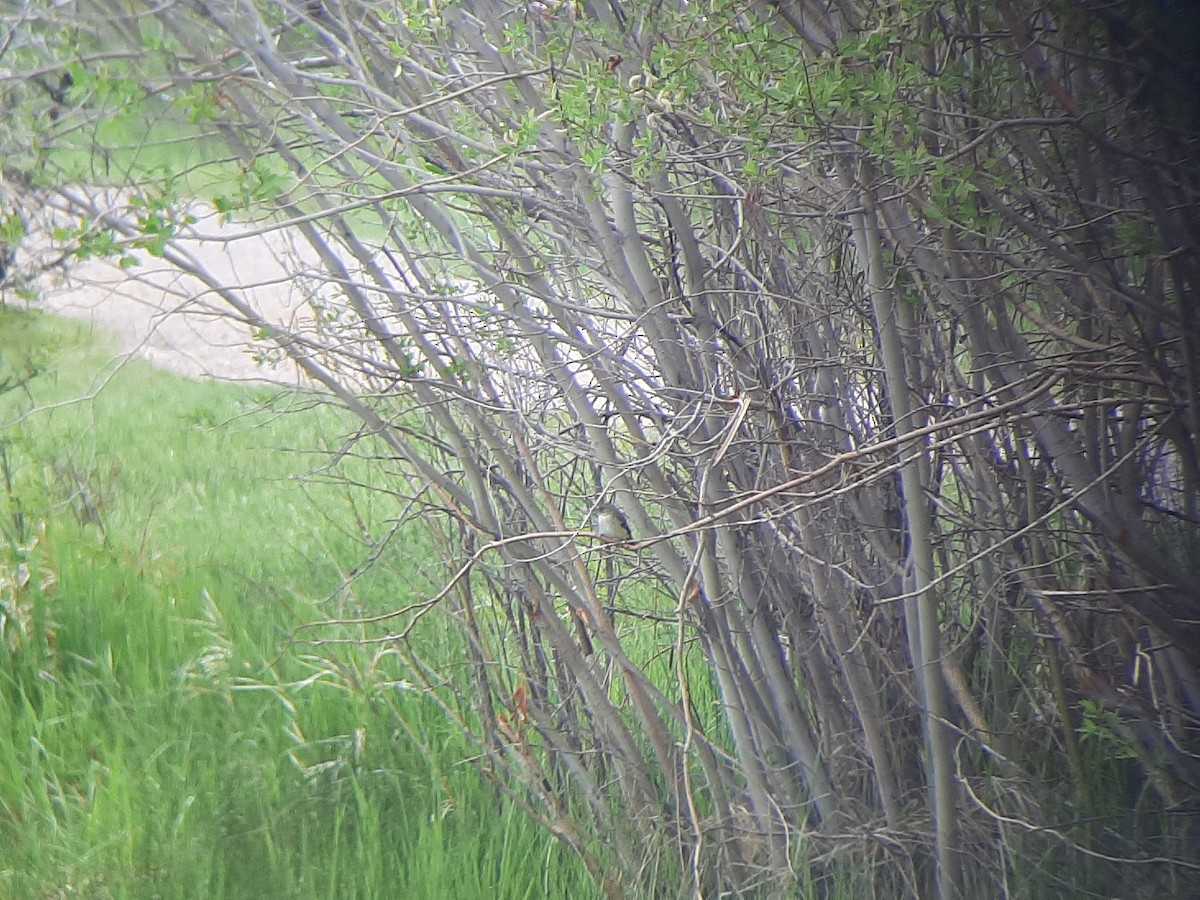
[0, 308, 597, 899]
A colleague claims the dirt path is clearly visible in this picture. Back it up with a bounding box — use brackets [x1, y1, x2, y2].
[37, 205, 316, 385]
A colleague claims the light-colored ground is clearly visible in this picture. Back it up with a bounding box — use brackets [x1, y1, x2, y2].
[35, 203, 318, 385]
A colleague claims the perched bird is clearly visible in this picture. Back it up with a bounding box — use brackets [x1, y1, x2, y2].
[595, 501, 633, 542]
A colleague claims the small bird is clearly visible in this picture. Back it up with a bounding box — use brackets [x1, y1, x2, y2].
[595, 501, 633, 542]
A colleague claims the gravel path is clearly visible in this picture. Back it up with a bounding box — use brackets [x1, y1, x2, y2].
[37, 206, 316, 386]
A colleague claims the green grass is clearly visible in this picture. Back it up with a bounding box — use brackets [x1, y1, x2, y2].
[0, 307, 598, 899]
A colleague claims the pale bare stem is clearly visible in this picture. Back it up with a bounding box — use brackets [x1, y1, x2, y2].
[841, 164, 960, 896]
[16, 0, 1200, 893]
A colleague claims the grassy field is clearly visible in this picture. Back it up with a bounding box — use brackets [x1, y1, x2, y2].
[0, 307, 598, 899]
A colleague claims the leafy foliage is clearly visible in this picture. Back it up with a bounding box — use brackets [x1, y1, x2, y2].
[5, 1, 1200, 897]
